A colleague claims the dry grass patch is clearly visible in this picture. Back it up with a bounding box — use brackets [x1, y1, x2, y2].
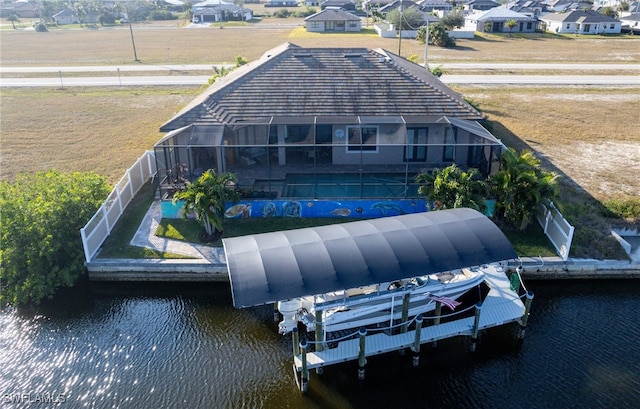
[2, 24, 639, 66]
[452, 85, 640, 202]
[0, 86, 200, 184]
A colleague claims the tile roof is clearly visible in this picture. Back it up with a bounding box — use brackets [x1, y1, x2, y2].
[160, 43, 483, 131]
[305, 8, 361, 21]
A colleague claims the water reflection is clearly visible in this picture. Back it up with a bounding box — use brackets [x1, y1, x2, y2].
[1, 280, 639, 408]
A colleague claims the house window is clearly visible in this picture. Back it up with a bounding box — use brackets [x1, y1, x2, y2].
[566, 23, 570, 29]
[405, 127, 428, 162]
[347, 126, 378, 152]
[311, 22, 318, 28]
[610, 23, 615, 29]
[349, 22, 357, 28]
[443, 128, 456, 162]
[526, 22, 532, 30]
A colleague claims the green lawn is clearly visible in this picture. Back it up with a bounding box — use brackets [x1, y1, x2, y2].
[157, 215, 556, 257]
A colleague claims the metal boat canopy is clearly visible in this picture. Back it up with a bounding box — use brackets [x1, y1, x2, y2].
[223, 208, 517, 308]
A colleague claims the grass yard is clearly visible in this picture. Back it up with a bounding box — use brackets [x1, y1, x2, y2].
[1, 24, 639, 259]
[0, 86, 200, 184]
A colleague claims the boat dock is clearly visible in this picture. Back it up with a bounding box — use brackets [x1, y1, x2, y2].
[291, 265, 531, 392]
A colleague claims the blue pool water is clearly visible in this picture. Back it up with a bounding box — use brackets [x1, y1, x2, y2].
[282, 173, 420, 199]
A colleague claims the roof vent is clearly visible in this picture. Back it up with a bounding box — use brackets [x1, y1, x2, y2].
[294, 53, 312, 58]
[343, 53, 362, 58]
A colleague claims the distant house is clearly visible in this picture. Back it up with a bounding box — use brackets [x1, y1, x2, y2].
[154, 43, 505, 200]
[362, 0, 397, 12]
[463, 0, 500, 12]
[379, 0, 420, 14]
[320, 0, 357, 11]
[503, 0, 549, 18]
[543, 0, 593, 12]
[192, 0, 253, 22]
[305, 7, 362, 32]
[620, 13, 640, 33]
[0, 1, 38, 18]
[53, 8, 77, 25]
[464, 8, 538, 32]
[416, 0, 454, 13]
[540, 10, 622, 34]
[265, 0, 299, 6]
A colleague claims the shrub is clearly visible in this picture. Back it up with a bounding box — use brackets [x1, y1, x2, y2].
[273, 9, 291, 18]
[0, 171, 111, 306]
[149, 10, 178, 20]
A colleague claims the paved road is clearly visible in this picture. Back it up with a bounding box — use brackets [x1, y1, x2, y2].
[2, 63, 639, 73]
[1, 63, 638, 87]
[1, 75, 638, 87]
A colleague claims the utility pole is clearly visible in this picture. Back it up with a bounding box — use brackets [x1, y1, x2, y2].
[424, 18, 430, 71]
[398, 2, 403, 56]
[125, 5, 139, 62]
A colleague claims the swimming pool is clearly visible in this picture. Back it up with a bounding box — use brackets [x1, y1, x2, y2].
[281, 173, 420, 199]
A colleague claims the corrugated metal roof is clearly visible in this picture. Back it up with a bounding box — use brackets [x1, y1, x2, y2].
[223, 208, 517, 308]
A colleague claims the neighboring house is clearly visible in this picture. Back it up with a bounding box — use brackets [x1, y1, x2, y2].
[320, 0, 357, 11]
[463, 0, 501, 12]
[540, 10, 622, 34]
[192, 0, 253, 22]
[464, 8, 539, 32]
[154, 43, 506, 199]
[305, 7, 362, 31]
[53, 8, 77, 25]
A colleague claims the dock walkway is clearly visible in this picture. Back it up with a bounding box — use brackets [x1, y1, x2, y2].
[293, 265, 525, 371]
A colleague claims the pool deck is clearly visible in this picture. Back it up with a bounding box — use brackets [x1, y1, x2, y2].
[86, 201, 640, 281]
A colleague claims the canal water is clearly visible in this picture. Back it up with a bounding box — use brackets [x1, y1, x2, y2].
[1, 279, 639, 408]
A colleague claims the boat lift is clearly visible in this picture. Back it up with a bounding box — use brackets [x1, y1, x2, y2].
[223, 209, 534, 393]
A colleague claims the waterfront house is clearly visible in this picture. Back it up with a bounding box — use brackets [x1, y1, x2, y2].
[154, 43, 505, 199]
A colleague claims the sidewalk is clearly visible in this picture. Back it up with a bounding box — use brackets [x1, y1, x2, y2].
[130, 201, 226, 263]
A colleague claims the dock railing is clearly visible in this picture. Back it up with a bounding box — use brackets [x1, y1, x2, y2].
[536, 201, 574, 261]
[80, 151, 157, 263]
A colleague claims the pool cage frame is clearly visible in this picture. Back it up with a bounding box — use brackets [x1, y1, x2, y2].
[153, 115, 504, 200]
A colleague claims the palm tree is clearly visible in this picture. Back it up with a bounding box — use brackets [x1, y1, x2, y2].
[489, 148, 558, 230]
[172, 169, 240, 241]
[415, 164, 487, 212]
[506, 19, 517, 37]
[7, 13, 20, 29]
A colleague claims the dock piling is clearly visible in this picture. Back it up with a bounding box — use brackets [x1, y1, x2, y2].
[300, 340, 309, 393]
[412, 314, 423, 367]
[518, 291, 535, 339]
[358, 327, 367, 380]
[432, 301, 442, 347]
[470, 302, 483, 352]
[292, 327, 300, 356]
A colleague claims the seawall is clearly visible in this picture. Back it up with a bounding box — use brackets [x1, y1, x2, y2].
[86, 257, 640, 282]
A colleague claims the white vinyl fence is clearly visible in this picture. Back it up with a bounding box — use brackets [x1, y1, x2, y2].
[536, 201, 575, 261]
[81, 151, 157, 263]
